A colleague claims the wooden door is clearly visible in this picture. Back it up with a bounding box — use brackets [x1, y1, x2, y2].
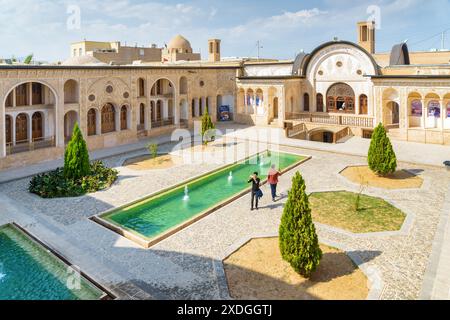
[16, 114, 28, 143]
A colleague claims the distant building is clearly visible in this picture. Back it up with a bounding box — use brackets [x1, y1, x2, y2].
[70, 40, 162, 65]
[161, 35, 201, 63]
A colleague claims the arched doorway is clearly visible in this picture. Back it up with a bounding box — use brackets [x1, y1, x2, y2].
[273, 97, 279, 119]
[179, 77, 188, 95]
[138, 78, 146, 97]
[101, 104, 116, 134]
[139, 103, 145, 130]
[359, 95, 368, 115]
[303, 93, 310, 112]
[16, 113, 28, 143]
[87, 108, 97, 136]
[64, 111, 78, 142]
[387, 101, 400, 125]
[156, 101, 163, 121]
[316, 94, 324, 112]
[64, 80, 79, 104]
[120, 106, 128, 130]
[32, 112, 43, 140]
[5, 115, 12, 144]
[326, 83, 355, 113]
[180, 99, 188, 124]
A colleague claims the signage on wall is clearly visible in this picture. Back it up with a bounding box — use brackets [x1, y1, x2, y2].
[218, 105, 231, 121]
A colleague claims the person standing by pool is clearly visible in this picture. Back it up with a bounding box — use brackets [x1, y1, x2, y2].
[268, 164, 282, 202]
[248, 172, 261, 211]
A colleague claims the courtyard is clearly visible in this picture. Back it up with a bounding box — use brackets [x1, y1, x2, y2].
[0, 126, 449, 300]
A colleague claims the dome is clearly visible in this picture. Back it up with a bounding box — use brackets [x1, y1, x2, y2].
[167, 35, 192, 51]
[62, 55, 108, 66]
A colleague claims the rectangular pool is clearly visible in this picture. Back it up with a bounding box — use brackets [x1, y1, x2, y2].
[96, 151, 307, 247]
[0, 224, 107, 300]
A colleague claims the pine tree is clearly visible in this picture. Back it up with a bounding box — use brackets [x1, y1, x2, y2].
[64, 123, 91, 180]
[368, 123, 397, 176]
[279, 172, 322, 278]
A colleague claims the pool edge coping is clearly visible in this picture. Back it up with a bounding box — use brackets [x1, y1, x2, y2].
[90, 150, 312, 249]
[1, 222, 116, 301]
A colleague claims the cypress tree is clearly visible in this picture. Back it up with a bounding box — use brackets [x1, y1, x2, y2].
[279, 172, 322, 278]
[64, 123, 91, 180]
[368, 123, 397, 176]
[201, 109, 215, 145]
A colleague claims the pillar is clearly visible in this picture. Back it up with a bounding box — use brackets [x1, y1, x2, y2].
[27, 113, 33, 144]
[55, 81, 65, 147]
[421, 99, 426, 129]
[0, 103, 5, 157]
[27, 83, 32, 106]
[440, 99, 445, 131]
[174, 96, 180, 125]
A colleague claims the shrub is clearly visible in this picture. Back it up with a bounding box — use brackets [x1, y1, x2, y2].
[64, 123, 91, 180]
[368, 123, 397, 176]
[29, 161, 118, 199]
[201, 109, 215, 145]
[279, 172, 322, 278]
[147, 143, 158, 159]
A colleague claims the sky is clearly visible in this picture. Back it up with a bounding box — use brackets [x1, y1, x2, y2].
[1, 0, 450, 62]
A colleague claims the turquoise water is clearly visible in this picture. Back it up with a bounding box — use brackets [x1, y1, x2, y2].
[105, 151, 304, 239]
[0, 225, 104, 300]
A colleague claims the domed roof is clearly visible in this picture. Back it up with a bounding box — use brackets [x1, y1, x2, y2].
[62, 55, 108, 66]
[168, 34, 192, 50]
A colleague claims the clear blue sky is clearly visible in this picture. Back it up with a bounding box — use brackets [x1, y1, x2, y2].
[1, 0, 449, 62]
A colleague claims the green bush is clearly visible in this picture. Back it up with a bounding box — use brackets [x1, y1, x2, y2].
[29, 161, 118, 199]
[64, 123, 91, 180]
[279, 172, 322, 278]
[368, 123, 397, 176]
[147, 143, 158, 159]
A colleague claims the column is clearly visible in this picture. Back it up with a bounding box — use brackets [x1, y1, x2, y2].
[0, 105, 5, 157]
[55, 81, 65, 147]
[195, 98, 199, 118]
[174, 97, 180, 125]
[144, 104, 150, 130]
[27, 113, 32, 143]
[11, 115, 16, 146]
[96, 109, 101, 135]
[421, 99, 426, 129]
[27, 83, 32, 106]
[355, 93, 360, 115]
[12, 88, 17, 107]
[440, 99, 445, 131]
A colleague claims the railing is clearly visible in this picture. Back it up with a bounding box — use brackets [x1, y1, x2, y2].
[6, 136, 56, 155]
[287, 123, 307, 138]
[286, 112, 374, 128]
[151, 117, 174, 128]
[335, 127, 351, 143]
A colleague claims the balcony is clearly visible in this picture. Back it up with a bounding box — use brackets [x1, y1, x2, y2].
[6, 136, 56, 155]
[151, 117, 174, 128]
[286, 112, 374, 128]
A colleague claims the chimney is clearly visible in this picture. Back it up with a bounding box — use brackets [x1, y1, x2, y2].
[357, 21, 376, 54]
[208, 39, 221, 62]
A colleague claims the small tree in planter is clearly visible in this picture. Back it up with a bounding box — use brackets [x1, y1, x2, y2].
[368, 123, 397, 176]
[201, 109, 216, 145]
[279, 172, 322, 278]
[147, 142, 158, 159]
[64, 123, 90, 180]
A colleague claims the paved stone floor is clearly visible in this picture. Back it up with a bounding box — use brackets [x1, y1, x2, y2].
[0, 131, 449, 300]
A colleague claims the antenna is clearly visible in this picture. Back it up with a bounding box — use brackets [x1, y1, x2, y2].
[442, 31, 446, 50]
[256, 40, 263, 60]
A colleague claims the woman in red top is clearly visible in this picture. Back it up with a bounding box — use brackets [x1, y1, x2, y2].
[268, 164, 282, 202]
